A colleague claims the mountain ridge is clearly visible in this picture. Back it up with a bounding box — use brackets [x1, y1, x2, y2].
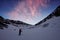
[35, 5, 60, 26]
[0, 16, 32, 29]
[0, 5, 60, 29]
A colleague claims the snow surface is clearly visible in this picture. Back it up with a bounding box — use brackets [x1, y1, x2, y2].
[0, 16, 60, 40]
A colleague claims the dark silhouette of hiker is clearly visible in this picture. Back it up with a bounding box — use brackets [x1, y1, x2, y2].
[19, 29, 22, 36]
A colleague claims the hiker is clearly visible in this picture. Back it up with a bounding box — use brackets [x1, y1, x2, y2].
[19, 29, 22, 36]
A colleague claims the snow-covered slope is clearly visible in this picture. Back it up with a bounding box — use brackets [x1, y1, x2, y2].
[35, 5, 60, 25]
[21, 16, 60, 40]
[0, 16, 32, 30]
[0, 16, 60, 40]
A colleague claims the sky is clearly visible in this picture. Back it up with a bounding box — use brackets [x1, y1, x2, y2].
[0, 0, 60, 25]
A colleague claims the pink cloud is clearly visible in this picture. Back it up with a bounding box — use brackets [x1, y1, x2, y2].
[8, 0, 50, 24]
